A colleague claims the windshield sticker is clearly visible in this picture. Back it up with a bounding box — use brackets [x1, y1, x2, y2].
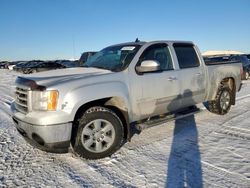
[121, 46, 135, 51]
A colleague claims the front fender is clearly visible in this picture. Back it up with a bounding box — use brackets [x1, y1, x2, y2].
[61, 81, 130, 121]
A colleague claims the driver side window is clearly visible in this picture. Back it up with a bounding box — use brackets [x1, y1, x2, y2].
[138, 43, 173, 71]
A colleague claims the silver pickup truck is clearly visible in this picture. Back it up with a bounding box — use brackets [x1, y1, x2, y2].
[11, 40, 242, 159]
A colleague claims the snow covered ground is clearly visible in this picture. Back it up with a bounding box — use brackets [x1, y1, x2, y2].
[0, 69, 250, 187]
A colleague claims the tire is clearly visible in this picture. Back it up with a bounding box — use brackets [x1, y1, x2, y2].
[23, 68, 33, 74]
[32, 69, 37, 74]
[23, 69, 29, 74]
[72, 106, 124, 159]
[207, 86, 233, 115]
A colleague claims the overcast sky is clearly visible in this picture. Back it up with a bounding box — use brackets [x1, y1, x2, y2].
[0, 0, 249, 61]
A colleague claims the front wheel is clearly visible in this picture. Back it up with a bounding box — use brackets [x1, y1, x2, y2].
[207, 86, 233, 115]
[72, 106, 124, 159]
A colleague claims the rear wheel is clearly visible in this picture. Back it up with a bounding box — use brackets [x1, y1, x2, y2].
[207, 86, 233, 115]
[72, 106, 124, 159]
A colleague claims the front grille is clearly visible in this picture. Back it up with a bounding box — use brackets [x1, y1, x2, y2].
[15, 87, 29, 113]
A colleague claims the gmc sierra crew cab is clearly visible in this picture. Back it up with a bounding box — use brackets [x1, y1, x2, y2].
[11, 40, 242, 159]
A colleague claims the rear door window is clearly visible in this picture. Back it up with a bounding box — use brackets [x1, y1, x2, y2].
[173, 44, 200, 69]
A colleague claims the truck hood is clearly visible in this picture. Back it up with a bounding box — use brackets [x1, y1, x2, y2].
[21, 67, 113, 87]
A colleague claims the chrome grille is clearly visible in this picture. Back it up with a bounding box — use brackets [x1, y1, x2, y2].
[15, 87, 29, 113]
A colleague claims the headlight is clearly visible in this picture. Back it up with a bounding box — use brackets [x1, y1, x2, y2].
[32, 90, 59, 111]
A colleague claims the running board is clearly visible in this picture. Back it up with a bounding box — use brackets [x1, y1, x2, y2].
[135, 107, 201, 131]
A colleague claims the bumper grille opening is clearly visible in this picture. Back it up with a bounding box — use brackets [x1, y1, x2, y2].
[32, 133, 45, 146]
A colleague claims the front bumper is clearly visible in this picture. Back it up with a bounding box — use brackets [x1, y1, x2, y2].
[11, 102, 72, 153]
[12, 117, 72, 153]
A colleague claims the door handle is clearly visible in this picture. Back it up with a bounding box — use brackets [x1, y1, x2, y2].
[196, 73, 202, 76]
[168, 77, 177, 81]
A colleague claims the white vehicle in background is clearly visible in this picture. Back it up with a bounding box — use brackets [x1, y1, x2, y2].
[11, 40, 242, 159]
[8, 64, 16, 70]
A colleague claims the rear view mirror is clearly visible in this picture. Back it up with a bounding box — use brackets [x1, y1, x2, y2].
[136, 60, 160, 73]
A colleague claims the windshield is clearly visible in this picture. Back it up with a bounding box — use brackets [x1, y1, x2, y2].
[83, 44, 141, 71]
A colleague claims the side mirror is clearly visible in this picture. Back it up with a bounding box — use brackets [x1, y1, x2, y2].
[136, 60, 160, 73]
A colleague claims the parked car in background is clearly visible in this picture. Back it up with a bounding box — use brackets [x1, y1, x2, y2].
[230, 55, 250, 80]
[55, 60, 78, 68]
[247, 54, 250, 61]
[13, 61, 28, 72]
[204, 54, 250, 80]
[79, 52, 96, 66]
[13, 61, 43, 73]
[1, 61, 29, 70]
[203, 56, 230, 64]
[0, 62, 7, 69]
[13, 60, 77, 73]
[21, 61, 66, 74]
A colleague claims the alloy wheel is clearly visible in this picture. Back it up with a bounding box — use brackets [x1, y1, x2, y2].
[81, 119, 115, 153]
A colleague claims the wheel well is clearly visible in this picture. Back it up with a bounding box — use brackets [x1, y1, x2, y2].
[105, 105, 128, 139]
[220, 77, 236, 105]
[72, 98, 129, 141]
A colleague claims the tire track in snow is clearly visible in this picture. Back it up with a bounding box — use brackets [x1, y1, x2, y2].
[88, 162, 137, 188]
[0, 127, 85, 187]
[201, 161, 250, 188]
[214, 101, 250, 141]
[215, 126, 250, 140]
[55, 155, 115, 187]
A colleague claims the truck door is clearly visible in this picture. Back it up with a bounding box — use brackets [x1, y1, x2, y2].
[134, 43, 182, 119]
[173, 43, 206, 107]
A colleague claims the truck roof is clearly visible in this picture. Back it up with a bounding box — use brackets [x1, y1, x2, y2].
[108, 40, 194, 48]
